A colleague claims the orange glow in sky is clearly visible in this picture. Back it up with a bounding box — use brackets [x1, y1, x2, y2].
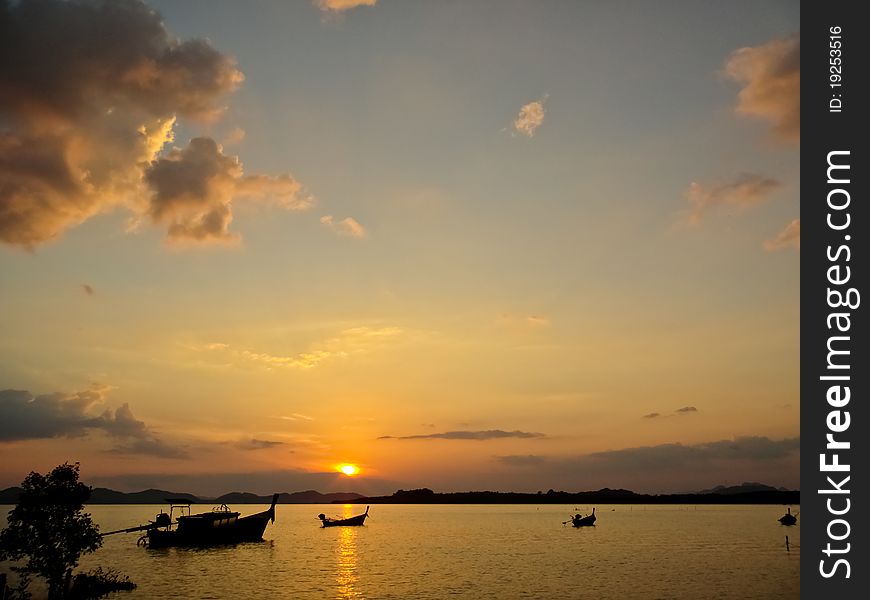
[339, 464, 360, 476]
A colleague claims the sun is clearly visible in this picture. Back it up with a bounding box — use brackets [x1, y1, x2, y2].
[338, 464, 359, 476]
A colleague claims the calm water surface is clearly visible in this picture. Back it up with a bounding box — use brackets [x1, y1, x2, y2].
[2, 504, 799, 599]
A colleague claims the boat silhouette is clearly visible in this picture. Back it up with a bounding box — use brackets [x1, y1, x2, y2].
[778, 507, 797, 526]
[318, 506, 369, 527]
[570, 507, 596, 527]
[101, 494, 279, 547]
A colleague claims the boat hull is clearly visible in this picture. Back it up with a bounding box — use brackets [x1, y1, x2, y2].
[320, 506, 369, 527]
[145, 495, 278, 548]
[147, 513, 272, 548]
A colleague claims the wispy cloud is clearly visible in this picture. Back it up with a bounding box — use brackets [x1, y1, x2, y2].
[314, 0, 377, 14]
[234, 438, 286, 450]
[764, 218, 800, 251]
[200, 326, 403, 371]
[724, 33, 800, 143]
[643, 406, 698, 419]
[494, 455, 547, 467]
[498, 313, 550, 329]
[681, 173, 781, 225]
[512, 96, 547, 137]
[320, 215, 367, 239]
[379, 429, 545, 441]
[277, 413, 315, 422]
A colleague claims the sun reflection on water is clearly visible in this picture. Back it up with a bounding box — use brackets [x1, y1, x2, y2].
[335, 512, 361, 599]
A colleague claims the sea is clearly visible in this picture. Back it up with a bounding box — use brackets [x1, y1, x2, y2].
[1, 503, 799, 599]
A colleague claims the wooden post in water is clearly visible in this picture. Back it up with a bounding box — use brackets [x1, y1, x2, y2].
[785, 536, 790, 552]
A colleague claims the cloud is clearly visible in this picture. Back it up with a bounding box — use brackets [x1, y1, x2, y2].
[682, 173, 781, 224]
[201, 326, 402, 371]
[643, 407, 698, 419]
[0, 0, 307, 248]
[764, 218, 800, 251]
[498, 313, 550, 329]
[494, 455, 547, 467]
[320, 215, 367, 239]
[314, 0, 377, 13]
[145, 137, 311, 244]
[82, 284, 95, 296]
[0, 387, 185, 457]
[235, 438, 286, 450]
[379, 429, 545, 441]
[587, 436, 799, 470]
[106, 437, 187, 459]
[724, 33, 800, 143]
[0, 387, 109, 440]
[223, 127, 246, 146]
[477, 436, 800, 493]
[276, 413, 315, 422]
[512, 98, 547, 137]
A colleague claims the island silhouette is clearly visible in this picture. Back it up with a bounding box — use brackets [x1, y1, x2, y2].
[0, 482, 799, 505]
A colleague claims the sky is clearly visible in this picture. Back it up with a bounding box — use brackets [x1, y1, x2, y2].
[0, 0, 800, 496]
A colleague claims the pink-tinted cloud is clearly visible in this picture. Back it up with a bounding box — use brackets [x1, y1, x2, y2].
[725, 34, 800, 143]
[314, 0, 377, 13]
[681, 173, 781, 225]
[764, 218, 800, 251]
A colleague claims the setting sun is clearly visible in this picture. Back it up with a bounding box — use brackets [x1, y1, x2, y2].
[339, 464, 359, 476]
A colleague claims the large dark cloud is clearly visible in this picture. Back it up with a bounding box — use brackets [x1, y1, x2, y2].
[144, 137, 310, 243]
[0, 0, 307, 247]
[379, 429, 545, 441]
[493, 455, 547, 467]
[0, 388, 106, 440]
[491, 436, 799, 493]
[0, 387, 185, 457]
[586, 436, 799, 470]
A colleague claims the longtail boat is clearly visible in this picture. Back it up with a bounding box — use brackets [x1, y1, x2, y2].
[570, 507, 596, 527]
[101, 494, 279, 548]
[317, 506, 369, 527]
[778, 507, 797, 526]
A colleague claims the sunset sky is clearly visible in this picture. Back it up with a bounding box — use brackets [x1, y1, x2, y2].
[0, 0, 800, 496]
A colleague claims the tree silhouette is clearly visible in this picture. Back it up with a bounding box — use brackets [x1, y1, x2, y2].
[0, 463, 102, 599]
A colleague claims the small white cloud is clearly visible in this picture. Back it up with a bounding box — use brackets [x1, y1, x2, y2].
[512, 97, 547, 137]
[320, 215, 367, 239]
